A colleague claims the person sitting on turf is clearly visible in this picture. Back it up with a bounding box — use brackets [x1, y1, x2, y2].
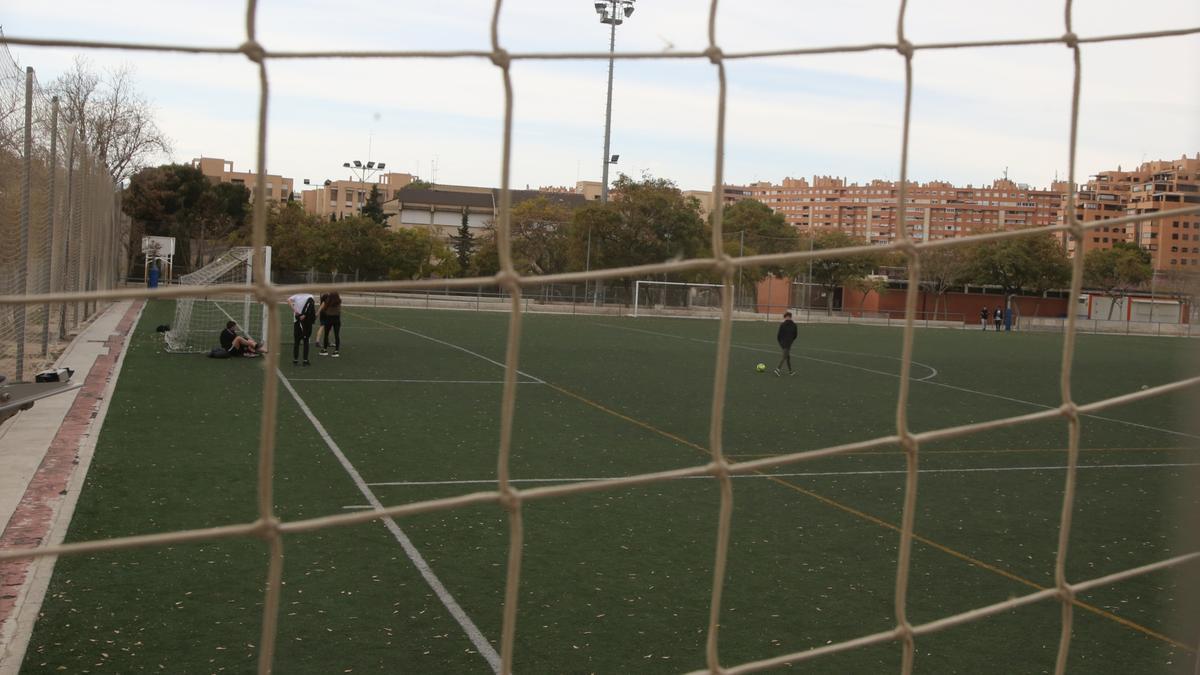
[219, 320, 264, 357]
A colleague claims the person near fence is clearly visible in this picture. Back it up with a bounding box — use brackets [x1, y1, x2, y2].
[994, 306, 1003, 331]
[289, 292, 317, 366]
[219, 320, 264, 357]
[774, 311, 798, 377]
[318, 291, 342, 357]
[980, 306, 988, 331]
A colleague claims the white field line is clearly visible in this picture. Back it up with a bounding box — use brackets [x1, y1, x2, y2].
[365, 461, 1200, 488]
[288, 378, 542, 384]
[276, 371, 501, 673]
[364, 319, 546, 385]
[601, 323, 1200, 441]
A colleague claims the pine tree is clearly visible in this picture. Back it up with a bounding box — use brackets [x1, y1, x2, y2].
[449, 210, 475, 276]
[362, 185, 386, 225]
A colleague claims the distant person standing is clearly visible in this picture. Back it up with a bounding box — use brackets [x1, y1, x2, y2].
[318, 291, 342, 357]
[993, 306, 1003, 331]
[774, 311, 798, 377]
[980, 307, 988, 331]
[289, 292, 317, 366]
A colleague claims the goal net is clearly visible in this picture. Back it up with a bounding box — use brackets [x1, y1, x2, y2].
[164, 247, 271, 353]
[632, 280, 723, 317]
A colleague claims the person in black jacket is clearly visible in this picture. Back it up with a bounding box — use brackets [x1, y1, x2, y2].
[218, 320, 264, 357]
[774, 311, 798, 377]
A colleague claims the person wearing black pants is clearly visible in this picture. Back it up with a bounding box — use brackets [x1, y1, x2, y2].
[774, 311, 798, 377]
[318, 291, 342, 357]
[288, 292, 316, 366]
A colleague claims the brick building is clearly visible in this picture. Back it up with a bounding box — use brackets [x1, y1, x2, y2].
[745, 175, 1067, 244]
[191, 157, 294, 205]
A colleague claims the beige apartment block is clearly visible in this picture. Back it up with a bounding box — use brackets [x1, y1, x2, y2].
[191, 157, 294, 204]
[384, 188, 586, 239]
[300, 172, 415, 220]
[1067, 154, 1200, 272]
[746, 175, 1066, 245]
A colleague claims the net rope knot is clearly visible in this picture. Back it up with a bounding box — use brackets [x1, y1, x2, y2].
[498, 486, 521, 513]
[238, 40, 267, 64]
[493, 269, 520, 292]
[1062, 32, 1080, 49]
[1068, 216, 1086, 242]
[1058, 401, 1080, 421]
[896, 39, 915, 59]
[490, 48, 511, 69]
[1056, 583, 1076, 604]
[714, 253, 736, 278]
[254, 515, 282, 540]
[703, 46, 723, 65]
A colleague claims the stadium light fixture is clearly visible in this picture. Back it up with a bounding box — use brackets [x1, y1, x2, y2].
[594, 0, 635, 204]
[610, 154, 619, 164]
[353, 160, 362, 168]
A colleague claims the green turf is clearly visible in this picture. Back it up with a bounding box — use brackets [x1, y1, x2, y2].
[20, 300, 1200, 673]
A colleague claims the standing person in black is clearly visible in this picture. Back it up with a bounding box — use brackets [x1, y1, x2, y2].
[980, 307, 988, 330]
[774, 311, 798, 377]
[288, 292, 316, 366]
[993, 306, 1003, 331]
[318, 291, 343, 357]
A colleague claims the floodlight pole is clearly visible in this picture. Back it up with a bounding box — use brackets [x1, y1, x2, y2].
[600, 5, 617, 204]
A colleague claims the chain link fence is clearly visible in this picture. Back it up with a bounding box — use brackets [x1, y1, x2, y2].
[0, 41, 126, 382]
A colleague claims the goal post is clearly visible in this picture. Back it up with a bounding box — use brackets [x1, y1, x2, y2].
[164, 246, 271, 353]
[632, 280, 724, 318]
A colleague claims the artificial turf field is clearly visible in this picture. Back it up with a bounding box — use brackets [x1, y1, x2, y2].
[19, 299, 1200, 674]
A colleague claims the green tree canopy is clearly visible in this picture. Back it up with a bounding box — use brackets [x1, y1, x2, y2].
[567, 173, 707, 277]
[966, 233, 1070, 298]
[361, 185, 386, 225]
[714, 199, 800, 282]
[1083, 242, 1153, 319]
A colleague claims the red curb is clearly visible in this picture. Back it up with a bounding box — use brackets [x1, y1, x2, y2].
[0, 300, 145, 630]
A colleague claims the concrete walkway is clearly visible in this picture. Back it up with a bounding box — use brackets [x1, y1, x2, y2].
[0, 300, 142, 674]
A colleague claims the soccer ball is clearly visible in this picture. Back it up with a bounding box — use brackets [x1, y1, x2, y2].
[755, 363, 766, 373]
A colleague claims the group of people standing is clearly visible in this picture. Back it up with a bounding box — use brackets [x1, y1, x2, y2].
[980, 306, 1012, 331]
[217, 291, 344, 364]
[289, 292, 342, 365]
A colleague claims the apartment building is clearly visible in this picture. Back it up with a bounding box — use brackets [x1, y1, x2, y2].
[1075, 154, 1200, 272]
[191, 157, 294, 204]
[300, 172, 415, 220]
[746, 176, 1066, 244]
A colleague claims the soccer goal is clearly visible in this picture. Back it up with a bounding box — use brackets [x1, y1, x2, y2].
[631, 280, 724, 318]
[165, 247, 271, 353]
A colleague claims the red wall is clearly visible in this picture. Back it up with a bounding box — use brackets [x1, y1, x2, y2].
[756, 276, 1069, 324]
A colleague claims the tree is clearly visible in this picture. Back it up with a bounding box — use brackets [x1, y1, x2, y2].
[848, 275, 889, 314]
[362, 184, 385, 225]
[967, 233, 1071, 301]
[401, 179, 434, 191]
[122, 163, 250, 270]
[449, 210, 476, 277]
[50, 57, 170, 183]
[1083, 242, 1153, 319]
[567, 173, 706, 290]
[506, 196, 574, 275]
[715, 199, 800, 283]
[917, 246, 971, 319]
[808, 230, 877, 314]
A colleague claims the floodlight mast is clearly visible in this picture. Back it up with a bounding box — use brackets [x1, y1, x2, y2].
[595, 0, 635, 204]
[342, 159, 387, 183]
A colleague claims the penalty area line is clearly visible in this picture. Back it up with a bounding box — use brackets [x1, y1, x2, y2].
[276, 370, 502, 673]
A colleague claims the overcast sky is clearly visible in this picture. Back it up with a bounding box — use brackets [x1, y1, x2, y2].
[2, 0, 1197, 193]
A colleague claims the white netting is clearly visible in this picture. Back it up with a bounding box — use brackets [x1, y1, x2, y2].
[633, 280, 724, 317]
[0, 37, 124, 382]
[0, 5, 1198, 675]
[165, 246, 268, 352]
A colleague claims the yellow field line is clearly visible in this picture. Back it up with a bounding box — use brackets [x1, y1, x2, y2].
[728, 447, 1198, 458]
[542, 386, 1195, 653]
[349, 308, 1195, 653]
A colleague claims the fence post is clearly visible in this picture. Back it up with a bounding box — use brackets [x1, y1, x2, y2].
[61, 125, 76, 338]
[41, 97, 59, 357]
[17, 67, 33, 381]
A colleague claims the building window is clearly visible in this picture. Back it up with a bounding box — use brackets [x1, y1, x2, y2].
[1172, 233, 1179, 240]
